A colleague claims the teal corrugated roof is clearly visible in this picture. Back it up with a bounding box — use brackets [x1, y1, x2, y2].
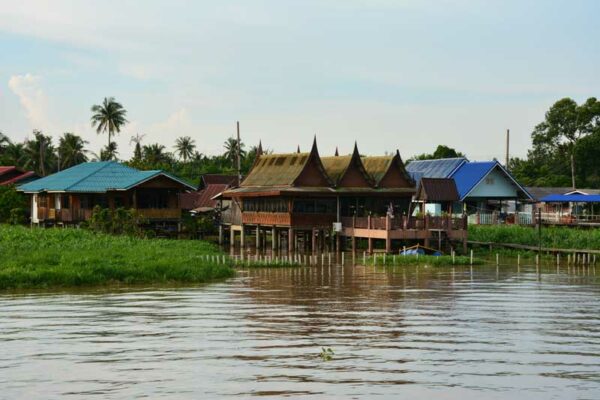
[18, 162, 195, 193]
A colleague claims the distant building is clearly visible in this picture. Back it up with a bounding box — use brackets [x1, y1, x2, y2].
[406, 157, 533, 223]
[179, 174, 238, 214]
[18, 161, 195, 226]
[0, 166, 38, 186]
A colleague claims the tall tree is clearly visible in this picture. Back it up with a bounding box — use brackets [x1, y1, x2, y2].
[90, 97, 128, 149]
[142, 143, 169, 165]
[174, 136, 196, 161]
[100, 142, 119, 161]
[0, 131, 10, 153]
[530, 97, 600, 188]
[23, 130, 56, 176]
[409, 145, 465, 161]
[2, 142, 25, 167]
[223, 136, 245, 167]
[130, 133, 145, 161]
[58, 133, 88, 169]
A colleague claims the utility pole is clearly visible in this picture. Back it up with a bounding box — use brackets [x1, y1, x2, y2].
[236, 121, 242, 183]
[505, 129, 510, 169]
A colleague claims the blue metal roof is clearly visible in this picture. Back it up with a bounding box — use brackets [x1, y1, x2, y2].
[406, 158, 466, 181]
[540, 194, 600, 203]
[449, 161, 533, 201]
[18, 161, 195, 193]
[450, 161, 496, 199]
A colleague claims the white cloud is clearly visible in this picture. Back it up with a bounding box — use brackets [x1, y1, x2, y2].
[7, 73, 51, 130]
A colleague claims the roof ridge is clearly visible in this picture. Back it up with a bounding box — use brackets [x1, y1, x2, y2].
[63, 161, 119, 191]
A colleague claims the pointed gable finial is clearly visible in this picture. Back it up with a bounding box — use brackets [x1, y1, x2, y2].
[256, 140, 263, 157]
[297, 145, 300, 153]
[335, 147, 339, 157]
[352, 141, 359, 156]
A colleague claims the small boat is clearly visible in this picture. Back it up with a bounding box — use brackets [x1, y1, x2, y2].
[400, 244, 442, 256]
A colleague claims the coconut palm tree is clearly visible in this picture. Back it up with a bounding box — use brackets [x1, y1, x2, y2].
[0, 131, 10, 150]
[23, 130, 56, 176]
[2, 142, 25, 167]
[175, 136, 196, 161]
[142, 143, 168, 165]
[130, 133, 145, 161]
[90, 97, 128, 149]
[58, 133, 88, 169]
[223, 136, 245, 166]
[100, 142, 119, 161]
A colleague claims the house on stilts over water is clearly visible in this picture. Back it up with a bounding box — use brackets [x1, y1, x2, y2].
[220, 138, 468, 254]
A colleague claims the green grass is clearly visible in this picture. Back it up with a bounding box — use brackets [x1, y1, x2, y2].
[0, 225, 235, 290]
[469, 225, 600, 250]
[367, 254, 484, 266]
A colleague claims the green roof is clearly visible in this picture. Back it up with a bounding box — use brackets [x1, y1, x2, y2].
[18, 161, 195, 193]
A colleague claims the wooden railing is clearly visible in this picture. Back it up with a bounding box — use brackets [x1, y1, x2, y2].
[341, 215, 467, 231]
[241, 212, 336, 227]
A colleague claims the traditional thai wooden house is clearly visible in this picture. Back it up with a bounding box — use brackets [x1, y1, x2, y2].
[18, 161, 195, 226]
[222, 139, 467, 253]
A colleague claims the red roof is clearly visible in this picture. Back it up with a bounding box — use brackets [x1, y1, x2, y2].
[201, 174, 238, 188]
[0, 166, 39, 186]
[180, 183, 230, 211]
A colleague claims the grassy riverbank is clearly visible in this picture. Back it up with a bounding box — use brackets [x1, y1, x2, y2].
[0, 226, 234, 290]
[469, 225, 600, 250]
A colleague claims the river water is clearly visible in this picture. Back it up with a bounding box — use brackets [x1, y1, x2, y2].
[1, 262, 600, 399]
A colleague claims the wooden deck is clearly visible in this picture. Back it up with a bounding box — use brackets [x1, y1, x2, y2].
[340, 215, 467, 253]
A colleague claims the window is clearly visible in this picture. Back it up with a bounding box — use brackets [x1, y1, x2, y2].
[485, 177, 495, 185]
[61, 195, 70, 209]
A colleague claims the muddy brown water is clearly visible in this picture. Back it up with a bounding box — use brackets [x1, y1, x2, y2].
[1, 262, 599, 399]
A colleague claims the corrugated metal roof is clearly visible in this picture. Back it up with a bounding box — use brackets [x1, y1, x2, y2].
[416, 178, 459, 202]
[18, 161, 195, 193]
[405, 157, 467, 180]
[0, 166, 38, 186]
[180, 183, 230, 210]
[541, 194, 600, 203]
[450, 161, 496, 199]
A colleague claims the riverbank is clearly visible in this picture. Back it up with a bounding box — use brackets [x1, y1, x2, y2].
[367, 254, 484, 266]
[468, 225, 600, 251]
[0, 226, 234, 290]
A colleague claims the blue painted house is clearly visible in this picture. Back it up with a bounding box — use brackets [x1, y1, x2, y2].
[406, 157, 533, 219]
[18, 161, 195, 226]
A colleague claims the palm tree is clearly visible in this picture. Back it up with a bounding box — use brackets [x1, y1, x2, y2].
[0, 131, 11, 163]
[100, 142, 119, 161]
[223, 136, 245, 166]
[58, 133, 88, 169]
[175, 136, 196, 161]
[142, 143, 168, 165]
[130, 133, 145, 160]
[2, 142, 25, 167]
[90, 97, 128, 149]
[23, 130, 56, 176]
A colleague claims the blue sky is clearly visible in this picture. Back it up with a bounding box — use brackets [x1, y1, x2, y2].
[1, 0, 599, 160]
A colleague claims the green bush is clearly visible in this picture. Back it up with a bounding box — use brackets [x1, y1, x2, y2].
[0, 185, 27, 223]
[8, 208, 25, 225]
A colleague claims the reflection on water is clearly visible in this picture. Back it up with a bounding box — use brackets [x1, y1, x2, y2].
[1, 262, 600, 399]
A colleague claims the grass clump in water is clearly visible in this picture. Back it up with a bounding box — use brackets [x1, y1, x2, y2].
[368, 254, 483, 266]
[0, 225, 234, 290]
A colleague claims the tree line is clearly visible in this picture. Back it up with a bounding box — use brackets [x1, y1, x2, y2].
[0, 97, 259, 185]
[2, 96, 599, 189]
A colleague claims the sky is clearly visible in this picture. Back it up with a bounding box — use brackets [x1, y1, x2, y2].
[1, 0, 599, 161]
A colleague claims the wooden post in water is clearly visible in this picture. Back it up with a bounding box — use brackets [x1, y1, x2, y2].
[470, 249, 473, 265]
[363, 251, 366, 265]
[452, 250, 455, 265]
[341, 252, 345, 265]
[496, 253, 499, 266]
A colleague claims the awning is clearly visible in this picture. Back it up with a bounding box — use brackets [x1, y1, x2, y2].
[540, 194, 600, 203]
